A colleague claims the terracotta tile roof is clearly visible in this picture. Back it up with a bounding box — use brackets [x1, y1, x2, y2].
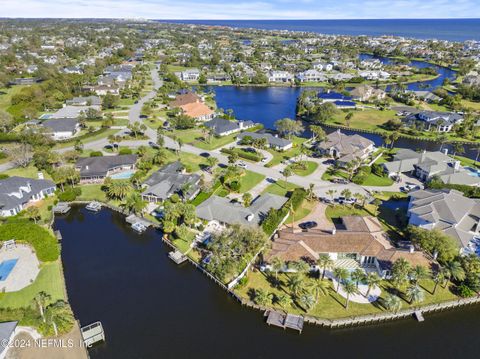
[169, 93, 201, 107]
[179, 102, 214, 119]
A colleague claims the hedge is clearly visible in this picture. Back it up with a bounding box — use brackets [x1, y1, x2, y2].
[0, 133, 20, 143]
[57, 187, 82, 202]
[262, 188, 307, 236]
[0, 220, 60, 261]
[220, 148, 262, 162]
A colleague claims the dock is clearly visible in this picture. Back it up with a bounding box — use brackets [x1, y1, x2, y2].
[168, 250, 187, 264]
[414, 310, 425, 322]
[85, 201, 102, 212]
[266, 310, 304, 333]
[126, 214, 151, 233]
[53, 202, 71, 214]
[54, 230, 62, 241]
[81, 321, 105, 347]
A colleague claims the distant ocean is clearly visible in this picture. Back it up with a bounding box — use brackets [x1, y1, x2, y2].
[157, 19, 480, 42]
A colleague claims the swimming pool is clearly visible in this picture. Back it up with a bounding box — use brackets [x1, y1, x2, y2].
[0, 259, 18, 281]
[465, 167, 480, 177]
[110, 170, 135, 180]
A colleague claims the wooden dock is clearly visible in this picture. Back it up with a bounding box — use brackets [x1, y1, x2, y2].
[414, 311, 425, 322]
[54, 230, 62, 241]
[168, 250, 187, 264]
[81, 321, 105, 347]
[266, 310, 304, 333]
[53, 202, 71, 214]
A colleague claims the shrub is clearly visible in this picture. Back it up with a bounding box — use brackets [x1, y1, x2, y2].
[456, 284, 475, 298]
[220, 148, 262, 162]
[0, 174, 9, 180]
[57, 187, 82, 202]
[372, 163, 385, 177]
[0, 220, 60, 261]
[89, 151, 103, 157]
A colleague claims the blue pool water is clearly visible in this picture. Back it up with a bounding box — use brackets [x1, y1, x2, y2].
[0, 259, 18, 281]
[110, 170, 135, 180]
[466, 167, 480, 177]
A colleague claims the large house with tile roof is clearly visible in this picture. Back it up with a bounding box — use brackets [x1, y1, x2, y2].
[407, 189, 480, 255]
[265, 216, 433, 278]
[404, 111, 464, 132]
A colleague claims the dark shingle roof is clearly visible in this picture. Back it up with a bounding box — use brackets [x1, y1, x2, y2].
[0, 177, 55, 211]
[76, 155, 137, 177]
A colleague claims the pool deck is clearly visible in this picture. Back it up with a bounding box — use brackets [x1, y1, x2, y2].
[0, 245, 40, 292]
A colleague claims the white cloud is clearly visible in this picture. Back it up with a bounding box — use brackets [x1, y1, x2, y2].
[1, 0, 479, 19]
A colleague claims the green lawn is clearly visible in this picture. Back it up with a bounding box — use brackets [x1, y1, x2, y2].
[286, 199, 315, 224]
[4, 165, 52, 180]
[76, 184, 108, 202]
[235, 271, 458, 320]
[288, 161, 318, 176]
[0, 86, 26, 111]
[321, 168, 349, 181]
[327, 109, 396, 131]
[360, 173, 394, 186]
[54, 129, 119, 149]
[238, 171, 265, 193]
[453, 154, 480, 169]
[262, 180, 301, 197]
[194, 134, 238, 150]
[0, 261, 65, 309]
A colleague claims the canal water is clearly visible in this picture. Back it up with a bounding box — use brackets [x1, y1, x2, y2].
[58, 206, 480, 359]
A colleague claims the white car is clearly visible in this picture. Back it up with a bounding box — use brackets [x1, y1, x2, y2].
[261, 157, 268, 163]
[237, 162, 247, 169]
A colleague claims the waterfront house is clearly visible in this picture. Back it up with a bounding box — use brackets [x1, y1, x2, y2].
[407, 189, 480, 256]
[39, 118, 80, 140]
[50, 105, 101, 119]
[312, 61, 333, 71]
[265, 216, 432, 278]
[179, 102, 215, 122]
[296, 69, 327, 83]
[403, 111, 463, 133]
[268, 70, 294, 83]
[350, 85, 386, 102]
[65, 96, 102, 106]
[196, 193, 287, 227]
[237, 132, 293, 151]
[75, 155, 137, 183]
[141, 161, 201, 203]
[383, 149, 480, 186]
[204, 118, 255, 136]
[318, 91, 353, 103]
[168, 92, 202, 108]
[317, 129, 375, 166]
[410, 91, 442, 103]
[0, 177, 56, 217]
[177, 69, 201, 82]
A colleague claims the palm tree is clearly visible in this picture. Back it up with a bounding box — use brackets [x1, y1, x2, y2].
[351, 268, 365, 289]
[409, 265, 429, 285]
[306, 183, 316, 201]
[25, 206, 40, 224]
[152, 149, 167, 165]
[342, 281, 359, 309]
[383, 294, 402, 313]
[45, 301, 74, 337]
[122, 192, 147, 215]
[326, 189, 337, 203]
[317, 254, 334, 280]
[254, 289, 272, 306]
[309, 279, 329, 302]
[391, 258, 411, 288]
[432, 270, 445, 294]
[180, 182, 193, 201]
[34, 291, 51, 322]
[276, 294, 292, 310]
[443, 261, 466, 284]
[106, 180, 132, 200]
[288, 274, 305, 298]
[242, 192, 253, 207]
[364, 272, 381, 297]
[406, 284, 425, 304]
[206, 156, 218, 169]
[298, 293, 316, 312]
[290, 260, 310, 274]
[333, 267, 349, 292]
[283, 167, 292, 187]
[270, 257, 284, 283]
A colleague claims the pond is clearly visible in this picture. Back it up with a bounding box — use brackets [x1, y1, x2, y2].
[57, 206, 480, 359]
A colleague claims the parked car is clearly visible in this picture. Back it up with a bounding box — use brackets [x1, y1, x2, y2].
[332, 178, 349, 184]
[401, 184, 420, 193]
[319, 197, 332, 204]
[299, 221, 318, 230]
[337, 197, 356, 205]
[199, 152, 210, 158]
[237, 161, 247, 169]
[323, 159, 335, 165]
[148, 141, 160, 149]
[266, 177, 276, 183]
[261, 157, 268, 163]
[244, 147, 257, 153]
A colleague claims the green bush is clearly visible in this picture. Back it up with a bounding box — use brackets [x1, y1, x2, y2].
[90, 151, 103, 157]
[0, 174, 9, 180]
[372, 163, 385, 177]
[456, 284, 475, 298]
[220, 148, 262, 162]
[57, 187, 82, 202]
[0, 220, 60, 261]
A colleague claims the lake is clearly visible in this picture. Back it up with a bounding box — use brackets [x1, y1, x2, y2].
[58, 206, 480, 359]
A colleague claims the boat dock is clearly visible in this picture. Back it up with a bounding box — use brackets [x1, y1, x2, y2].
[168, 250, 187, 264]
[53, 202, 71, 214]
[81, 321, 105, 347]
[85, 201, 102, 212]
[126, 214, 151, 233]
[266, 310, 304, 333]
[414, 310, 425, 322]
[54, 230, 62, 241]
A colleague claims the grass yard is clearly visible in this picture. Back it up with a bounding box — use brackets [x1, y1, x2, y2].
[235, 270, 458, 320]
[286, 199, 315, 224]
[262, 180, 301, 197]
[0, 86, 26, 111]
[360, 173, 394, 186]
[453, 154, 480, 169]
[0, 261, 65, 309]
[238, 171, 265, 193]
[327, 109, 396, 131]
[76, 184, 108, 202]
[4, 165, 52, 180]
[194, 134, 238, 150]
[54, 129, 119, 149]
[321, 168, 349, 181]
[288, 161, 318, 176]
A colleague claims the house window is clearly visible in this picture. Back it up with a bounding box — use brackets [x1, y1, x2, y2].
[338, 253, 357, 260]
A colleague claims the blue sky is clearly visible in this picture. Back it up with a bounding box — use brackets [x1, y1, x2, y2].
[2, 0, 480, 19]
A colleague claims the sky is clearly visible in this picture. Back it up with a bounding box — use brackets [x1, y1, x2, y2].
[1, 0, 480, 20]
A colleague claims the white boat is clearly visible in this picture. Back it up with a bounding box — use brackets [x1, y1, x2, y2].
[131, 222, 147, 233]
[85, 201, 102, 212]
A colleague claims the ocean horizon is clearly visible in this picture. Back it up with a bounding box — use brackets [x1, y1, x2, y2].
[156, 19, 480, 42]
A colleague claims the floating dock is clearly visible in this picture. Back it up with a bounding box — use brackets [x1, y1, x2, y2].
[54, 230, 62, 241]
[53, 202, 71, 214]
[266, 311, 304, 333]
[169, 250, 187, 264]
[81, 321, 105, 347]
[414, 310, 425, 322]
[126, 214, 151, 233]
